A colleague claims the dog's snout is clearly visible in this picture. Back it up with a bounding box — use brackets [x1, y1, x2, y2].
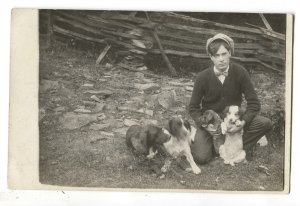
[182, 130, 188, 137]
[229, 118, 234, 123]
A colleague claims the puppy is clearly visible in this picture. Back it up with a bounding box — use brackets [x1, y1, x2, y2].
[219, 105, 246, 166]
[197, 110, 224, 154]
[161, 117, 201, 175]
[126, 124, 171, 159]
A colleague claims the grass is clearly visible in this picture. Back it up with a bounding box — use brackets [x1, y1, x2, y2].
[39, 45, 285, 191]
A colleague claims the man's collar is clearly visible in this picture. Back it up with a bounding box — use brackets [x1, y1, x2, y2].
[213, 65, 229, 74]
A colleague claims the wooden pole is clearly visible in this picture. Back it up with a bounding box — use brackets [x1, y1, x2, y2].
[259, 13, 273, 31]
[96, 45, 111, 65]
[145, 12, 177, 76]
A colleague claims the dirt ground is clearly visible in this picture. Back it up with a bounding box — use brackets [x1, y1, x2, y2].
[39, 45, 285, 191]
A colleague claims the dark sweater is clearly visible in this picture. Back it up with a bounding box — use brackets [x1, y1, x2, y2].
[188, 62, 260, 127]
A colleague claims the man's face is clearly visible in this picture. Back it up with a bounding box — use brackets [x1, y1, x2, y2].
[209, 45, 231, 71]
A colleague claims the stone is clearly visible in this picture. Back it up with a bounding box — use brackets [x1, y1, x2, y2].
[46, 136, 54, 141]
[40, 79, 60, 93]
[134, 83, 160, 91]
[53, 106, 65, 112]
[97, 113, 106, 121]
[132, 39, 146, 48]
[92, 103, 106, 113]
[84, 89, 113, 96]
[74, 108, 91, 113]
[103, 119, 124, 128]
[91, 95, 101, 102]
[59, 85, 76, 97]
[51, 161, 58, 165]
[83, 70, 93, 80]
[114, 127, 128, 136]
[82, 83, 94, 88]
[105, 156, 114, 164]
[135, 72, 144, 79]
[145, 94, 158, 108]
[169, 106, 187, 113]
[51, 96, 61, 103]
[104, 104, 117, 111]
[59, 112, 98, 130]
[179, 180, 186, 185]
[185, 86, 194, 92]
[39, 108, 46, 121]
[136, 65, 148, 71]
[142, 119, 158, 125]
[105, 63, 113, 69]
[137, 109, 154, 116]
[142, 78, 154, 83]
[124, 119, 139, 127]
[130, 96, 145, 108]
[100, 131, 114, 137]
[118, 106, 153, 116]
[168, 81, 194, 87]
[89, 123, 110, 131]
[90, 136, 107, 144]
[258, 165, 270, 176]
[161, 86, 179, 91]
[158, 90, 177, 110]
[83, 101, 96, 107]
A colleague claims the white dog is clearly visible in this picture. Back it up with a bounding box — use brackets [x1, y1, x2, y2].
[219, 106, 247, 166]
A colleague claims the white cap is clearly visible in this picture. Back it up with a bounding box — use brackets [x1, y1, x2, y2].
[206, 33, 234, 55]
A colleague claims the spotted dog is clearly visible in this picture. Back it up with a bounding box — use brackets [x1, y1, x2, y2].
[162, 117, 201, 175]
[219, 105, 247, 166]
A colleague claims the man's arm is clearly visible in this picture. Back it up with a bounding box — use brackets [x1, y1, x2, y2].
[240, 67, 261, 127]
[188, 75, 205, 125]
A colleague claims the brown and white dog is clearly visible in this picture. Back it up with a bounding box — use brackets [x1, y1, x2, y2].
[219, 105, 246, 166]
[197, 110, 224, 154]
[126, 124, 171, 159]
[161, 117, 201, 174]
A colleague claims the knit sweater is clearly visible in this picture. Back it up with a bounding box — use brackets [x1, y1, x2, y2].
[188, 62, 260, 127]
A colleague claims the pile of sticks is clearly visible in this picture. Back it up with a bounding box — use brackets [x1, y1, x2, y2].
[45, 10, 285, 75]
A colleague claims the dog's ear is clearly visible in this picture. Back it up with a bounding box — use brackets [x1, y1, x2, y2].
[164, 120, 171, 132]
[168, 119, 177, 136]
[146, 125, 159, 141]
[221, 106, 230, 119]
[183, 120, 191, 131]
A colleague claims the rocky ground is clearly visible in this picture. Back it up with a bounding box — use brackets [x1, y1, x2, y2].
[39, 46, 285, 191]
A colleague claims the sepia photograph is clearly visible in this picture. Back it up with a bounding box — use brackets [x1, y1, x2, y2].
[10, 9, 288, 191]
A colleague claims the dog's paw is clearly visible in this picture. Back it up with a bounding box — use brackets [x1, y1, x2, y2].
[146, 149, 158, 159]
[192, 166, 201, 174]
[235, 120, 242, 127]
[185, 167, 192, 172]
[224, 160, 230, 164]
[161, 166, 168, 173]
[146, 154, 154, 159]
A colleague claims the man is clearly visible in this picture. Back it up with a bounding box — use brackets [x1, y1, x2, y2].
[188, 33, 272, 164]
